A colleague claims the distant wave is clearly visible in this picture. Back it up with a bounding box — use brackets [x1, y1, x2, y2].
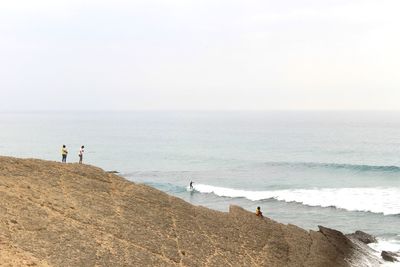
[264, 161, 400, 173]
[193, 184, 400, 216]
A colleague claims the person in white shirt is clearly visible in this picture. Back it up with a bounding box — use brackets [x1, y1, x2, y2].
[79, 145, 85, 164]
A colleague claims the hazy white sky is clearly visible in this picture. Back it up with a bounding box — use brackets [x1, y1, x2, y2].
[1, 0, 399, 111]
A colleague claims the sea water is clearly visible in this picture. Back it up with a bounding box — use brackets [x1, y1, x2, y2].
[1, 111, 399, 255]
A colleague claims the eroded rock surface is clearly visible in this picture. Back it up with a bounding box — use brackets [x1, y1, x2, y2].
[0, 157, 379, 266]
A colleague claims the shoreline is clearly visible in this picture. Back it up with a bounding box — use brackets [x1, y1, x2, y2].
[126, 176, 400, 258]
[0, 156, 397, 266]
[130, 179, 400, 266]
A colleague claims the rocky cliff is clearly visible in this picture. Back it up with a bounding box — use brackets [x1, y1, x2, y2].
[0, 157, 380, 266]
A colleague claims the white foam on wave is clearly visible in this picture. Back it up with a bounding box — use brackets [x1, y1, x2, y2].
[369, 239, 400, 266]
[193, 184, 400, 215]
[369, 239, 400, 254]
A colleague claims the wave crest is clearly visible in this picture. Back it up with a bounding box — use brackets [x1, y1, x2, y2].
[193, 184, 400, 216]
[265, 162, 400, 173]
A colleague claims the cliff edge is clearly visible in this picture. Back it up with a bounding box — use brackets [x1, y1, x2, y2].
[0, 157, 379, 266]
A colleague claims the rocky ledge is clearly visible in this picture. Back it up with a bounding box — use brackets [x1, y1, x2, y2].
[0, 157, 387, 266]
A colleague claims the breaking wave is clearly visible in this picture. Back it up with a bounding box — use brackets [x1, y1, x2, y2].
[193, 184, 400, 216]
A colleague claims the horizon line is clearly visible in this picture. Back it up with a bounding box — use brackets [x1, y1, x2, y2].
[1, 109, 400, 113]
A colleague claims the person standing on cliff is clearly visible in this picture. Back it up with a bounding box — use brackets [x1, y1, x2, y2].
[61, 145, 68, 163]
[79, 145, 84, 164]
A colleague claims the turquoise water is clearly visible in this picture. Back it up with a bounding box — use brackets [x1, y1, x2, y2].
[1, 111, 399, 251]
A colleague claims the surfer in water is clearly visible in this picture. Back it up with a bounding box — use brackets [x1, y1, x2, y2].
[189, 181, 194, 190]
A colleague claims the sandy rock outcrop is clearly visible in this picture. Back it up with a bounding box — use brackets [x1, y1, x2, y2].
[0, 157, 379, 266]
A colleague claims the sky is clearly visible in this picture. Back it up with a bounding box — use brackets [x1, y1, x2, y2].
[0, 0, 399, 111]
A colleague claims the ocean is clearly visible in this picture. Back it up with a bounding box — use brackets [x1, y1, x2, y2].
[1, 111, 399, 256]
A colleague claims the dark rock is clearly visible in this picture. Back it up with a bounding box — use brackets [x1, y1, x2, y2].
[106, 171, 119, 174]
[346, 230, 377, 244]
[381, 251, 399, 262]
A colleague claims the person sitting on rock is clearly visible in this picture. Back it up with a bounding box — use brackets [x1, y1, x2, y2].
[256, 206, 263, 217]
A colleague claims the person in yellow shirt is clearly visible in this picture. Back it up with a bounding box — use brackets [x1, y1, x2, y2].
[61, 145, 68, 163]
[255, 206, 263, 217]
